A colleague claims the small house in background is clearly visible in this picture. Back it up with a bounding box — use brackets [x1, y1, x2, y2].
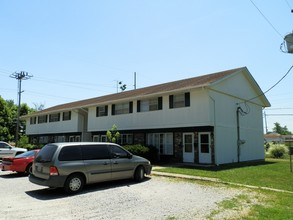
[22, 67, 270, 165]
[264, 133, 293, 146]
[264, 133, 283, 144]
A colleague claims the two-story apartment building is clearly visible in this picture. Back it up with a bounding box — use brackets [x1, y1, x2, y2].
[22, 67, 270, 165]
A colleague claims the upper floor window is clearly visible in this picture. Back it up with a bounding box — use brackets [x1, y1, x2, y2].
[38, 115, 48, 124]
[49, 113, 60, 122]
[169, 92, 190, 109]
[137, 97, 162, 112]
[96, 105, 108, 117]
[63, 111, 71, 121]
[112, 102, 133, 115]
[30, 117, 37, 124]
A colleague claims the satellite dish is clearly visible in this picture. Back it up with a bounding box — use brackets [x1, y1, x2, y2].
[282, 32, 293, 53]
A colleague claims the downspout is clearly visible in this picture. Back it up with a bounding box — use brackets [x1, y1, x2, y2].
[236, 107, 240, 163]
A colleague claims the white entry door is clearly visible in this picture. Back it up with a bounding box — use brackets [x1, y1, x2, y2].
[183, 133, 194, 163]
[199, 132, 212, 164]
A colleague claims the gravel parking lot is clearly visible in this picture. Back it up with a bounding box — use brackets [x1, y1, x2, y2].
[0, 171, 251, 220]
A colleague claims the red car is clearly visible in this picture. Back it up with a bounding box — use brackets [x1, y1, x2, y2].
[1, 149, 40, 175]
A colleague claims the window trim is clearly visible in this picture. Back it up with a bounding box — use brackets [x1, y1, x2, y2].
[169, 92, 190, 109]
[137, 97, 162, 112]
[30, 116, 37, 125]
[62, 111, 71, 121]
[38, 115, 48, 124]
[112, 102, 133, 115]
[96, 105, 108, 117]
[49, 113, 60, 123]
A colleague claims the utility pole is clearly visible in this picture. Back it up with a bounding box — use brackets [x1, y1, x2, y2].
[264, 111, 268, 134]
[134, 72, 137, 89]
[10, 71, 33, 146]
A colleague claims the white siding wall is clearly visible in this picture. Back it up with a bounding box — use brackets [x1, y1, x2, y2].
[210, 75, 265, 165]
[26, 111, 82, 135]
[87, 89, 212, 131]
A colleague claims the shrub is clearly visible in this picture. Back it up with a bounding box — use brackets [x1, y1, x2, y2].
[268, 146, 287, 159]
[124, 144, 158, 163]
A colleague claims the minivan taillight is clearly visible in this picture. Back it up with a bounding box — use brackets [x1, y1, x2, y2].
[49, 166, 59, 176]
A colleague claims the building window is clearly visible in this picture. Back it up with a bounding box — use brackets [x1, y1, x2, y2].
[55, 136, 65, 142]
[101, 135, 107, 142]
[119, 134, 133, 145]
[49, 113, 60, 122]
[30, 117, 37, 125]
[93, 135, 100, 142]
[39, 136, 48, 144]
[93, 135, 107, 142]
[96, 105, 108, 117]
[75, 136, 81, 142]
[63, 111, 71, 121]
[147, 133, 173, 155]
[137, 97, 162, 112]
[169, 92, 190, 109]
[69, 136, 75, 142]
[38, 115, 48, 124]
[112, 102, 133, 115]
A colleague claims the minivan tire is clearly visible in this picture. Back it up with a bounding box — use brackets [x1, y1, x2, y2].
[134, 166, 145, 182]
[64, 174, 85, 194]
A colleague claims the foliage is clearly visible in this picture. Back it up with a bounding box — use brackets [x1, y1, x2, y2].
[273, 122, 292, 135]
[124, 144, 149, 155]
[18, 135, 35, 150]
[0, 96, 35, 142]
[124, 144, 158, 162]
[268, 145, 287, 159]
[106, 124, 120, 143]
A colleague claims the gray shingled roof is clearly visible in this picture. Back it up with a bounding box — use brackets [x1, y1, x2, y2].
[26, 67, 245, 116]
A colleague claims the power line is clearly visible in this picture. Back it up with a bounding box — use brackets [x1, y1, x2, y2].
[247, 64, 293, 102]
[285, 0, 292, 10]
[266, 107, 293, 110]
[249, 0, 284, 39]
[266, 114, 293, 116]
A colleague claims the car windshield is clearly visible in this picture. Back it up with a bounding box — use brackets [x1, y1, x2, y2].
[15, 150, 36, 158]
[35, 144, 57, 163]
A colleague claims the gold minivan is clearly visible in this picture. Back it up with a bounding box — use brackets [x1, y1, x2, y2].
[29, 142, 152, 194]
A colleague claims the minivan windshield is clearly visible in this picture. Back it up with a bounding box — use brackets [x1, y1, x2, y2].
[35, 144, 58, 163]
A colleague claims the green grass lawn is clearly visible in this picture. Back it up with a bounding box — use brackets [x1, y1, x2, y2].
[156, 158, 293, 191]
[155, 158, 293, 219]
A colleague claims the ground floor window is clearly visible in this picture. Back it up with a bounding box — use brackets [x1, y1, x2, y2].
[54, 136, 65, 143]
[39, 136, 48, 144]
[147, 133, 173, 155]
[119, 134, 133, 145]
[92, 135, 107, 142]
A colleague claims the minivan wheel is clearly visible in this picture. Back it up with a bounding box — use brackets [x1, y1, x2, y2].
[134, 166, 145, 182]
[64, 174, 85, 194]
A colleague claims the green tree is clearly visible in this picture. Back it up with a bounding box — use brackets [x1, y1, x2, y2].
[0, 96, 35, 142]
[0, 96, 13, 141]
[106, 124, 120, 143]
[273, 122, 292, 135]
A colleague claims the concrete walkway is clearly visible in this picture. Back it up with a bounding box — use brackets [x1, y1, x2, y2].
[151, 167, 293, 194]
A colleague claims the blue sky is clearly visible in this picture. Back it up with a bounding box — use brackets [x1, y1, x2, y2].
[0, 0, 293, 132]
